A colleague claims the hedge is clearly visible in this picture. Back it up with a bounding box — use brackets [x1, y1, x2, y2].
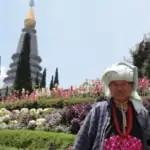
[0, 97, 95, 110]
[0, 97, 149, 111]
[0, 130, 75, 149]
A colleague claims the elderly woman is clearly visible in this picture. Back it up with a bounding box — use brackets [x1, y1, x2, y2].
[72, 62, 150, 150]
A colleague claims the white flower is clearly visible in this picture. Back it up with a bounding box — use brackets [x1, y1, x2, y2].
[12, 110, 20, 114]
[10, 120, 18, 125]
[0, 123, 7, 129]
[0, 110, 3, 116]
[21, 108, 29, 114]
[3, 115, 10, 119]
[36, 118, 46, 126]
[36, 108, 43, 114]
[43, 108, 52, 113]
[30, 108, 36, 113]
[0, 117, 4, 123]
[1, 108, 7, 112]
[0, 108, 10, 115]
[28, 120, 36, 126]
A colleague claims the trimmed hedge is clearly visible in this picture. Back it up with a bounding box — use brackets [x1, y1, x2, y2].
[0, 97, 149, 111]
[0, 130, 75, 149]
[0, 97, 95, 110]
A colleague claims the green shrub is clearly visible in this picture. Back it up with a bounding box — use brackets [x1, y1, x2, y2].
[0, 98, 95, 110]
[0, 130, 75, 149]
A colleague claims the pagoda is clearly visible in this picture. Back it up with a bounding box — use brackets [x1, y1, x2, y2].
[3, 0, 42, 88]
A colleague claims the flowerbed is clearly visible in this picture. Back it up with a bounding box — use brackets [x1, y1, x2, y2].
[0, 101, 93, 134]
[0, 98, 149, 135]
[0, 98, 149, 150]
[1, 79, 103, 101]
[1, 77, 150, 105]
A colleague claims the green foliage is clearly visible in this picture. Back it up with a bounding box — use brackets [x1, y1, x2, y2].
[50, 75, 54, 91]
[132, 41, 145, 77]
[0, 98, 95, 110]
[40, 68, 46, 88]
[131, 40, 150, 78]
[35, 72, 40, 89]
[0, 130, 75, 149]
[5, 87, 9, 98]
[142, 57, 150, 79]
[54, 67, 59, 86]
[0, 90, 2, 101]
[14, 32, 33, 94]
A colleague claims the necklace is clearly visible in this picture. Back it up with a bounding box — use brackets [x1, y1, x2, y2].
[114, 100, 128, 111]
[112, 102, 133, 137]
[113, 100, 128, 133]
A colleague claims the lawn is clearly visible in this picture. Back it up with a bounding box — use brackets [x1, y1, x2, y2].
[0, 146, 49, 150]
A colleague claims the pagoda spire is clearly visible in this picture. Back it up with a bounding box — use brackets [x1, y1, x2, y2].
[24, 0, 36, 28]
[29, 0, 35, 7]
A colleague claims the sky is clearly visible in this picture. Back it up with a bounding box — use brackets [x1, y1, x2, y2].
[1, 0, 150, 88]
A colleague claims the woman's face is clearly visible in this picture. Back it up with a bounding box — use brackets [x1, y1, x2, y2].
[109, 80, 133, 101]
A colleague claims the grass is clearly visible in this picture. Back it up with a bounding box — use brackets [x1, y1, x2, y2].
[0, 146, 68, 150]
[0, 130, 75, 150]
[0, 146, 66, 150]
[0, 146, 47, 150]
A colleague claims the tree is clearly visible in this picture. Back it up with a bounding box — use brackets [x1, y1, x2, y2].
[131, 37, 150, 78]
[35, 72, 39, 89]
[143, 56, 150, 79]
[49, 75, 54, 91]
[0, 90, 2, 101]
[5, 86, 9, 99]
[54, 67, 59, 86]
[14, 32, 33, 96]
[131, 41, 146, 77]
[40, 68, 46, 88]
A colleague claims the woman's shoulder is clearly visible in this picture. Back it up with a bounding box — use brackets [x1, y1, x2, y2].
[132, 99, 148, 114]
[91, 100, 110, 117]
[93, 100, 109, 109]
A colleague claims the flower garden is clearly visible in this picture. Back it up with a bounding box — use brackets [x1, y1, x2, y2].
[0, 78, 150, 149]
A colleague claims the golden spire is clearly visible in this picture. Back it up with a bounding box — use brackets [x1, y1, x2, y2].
[24, 0, 36, 28]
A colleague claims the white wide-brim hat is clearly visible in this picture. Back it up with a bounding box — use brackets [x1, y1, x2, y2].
[101, 62, 141, 101]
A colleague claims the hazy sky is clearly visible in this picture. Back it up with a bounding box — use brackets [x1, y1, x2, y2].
[1, 0, 150, 88]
